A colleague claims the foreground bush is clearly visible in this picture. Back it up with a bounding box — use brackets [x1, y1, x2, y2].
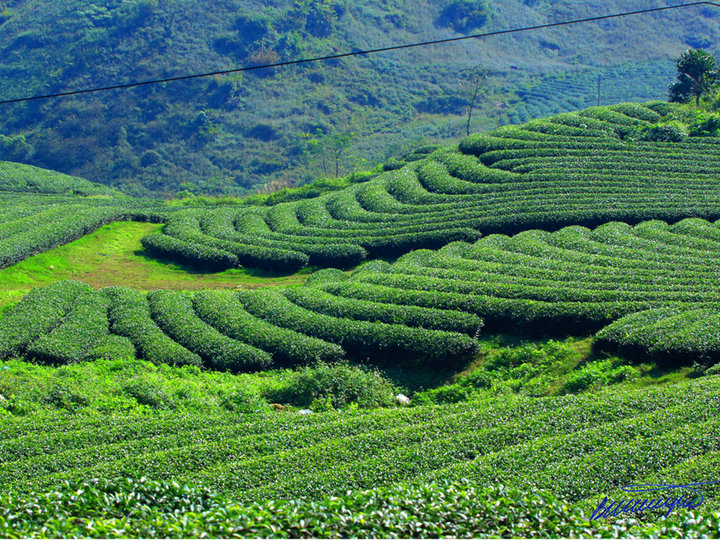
[262, 362, 397, 409]
[0, 477, 717, 538]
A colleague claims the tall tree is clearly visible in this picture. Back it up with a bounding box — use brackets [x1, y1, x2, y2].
[669, 49, 719, 106]
[463, 67, 489, 136]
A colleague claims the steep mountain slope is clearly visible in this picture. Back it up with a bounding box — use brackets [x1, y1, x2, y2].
[0, 0, 717, 195]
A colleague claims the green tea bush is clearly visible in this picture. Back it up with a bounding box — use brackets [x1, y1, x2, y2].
[105, 287, 202, 367]
[25, 289, 113, 365]
[641, 121, 688, 142]
[1, 471, 718, 538]
[140, 233, 238, 271]
[148, 290, 272, 372]
[0, 280, 92, 359]
[193, 290, 344, 366]
[238, 288, 479, 367]
[263, 362, 396, 409]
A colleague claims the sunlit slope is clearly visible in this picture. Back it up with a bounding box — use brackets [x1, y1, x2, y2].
[5, 213, 720, 370]
[0, 280, 481, 370]
[0, 220, 309, 307]
[144, 103, 720, 272]
[320, 217, 720, 363]
[0, 162, 162, 270]
[2, 377, 719, 508]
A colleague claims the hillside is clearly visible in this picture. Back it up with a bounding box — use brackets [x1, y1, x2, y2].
[3, 99, 720, 536]
[4, 101, 720, 368]
[0, 0, 717, 195]
[140, 102, 720, 270]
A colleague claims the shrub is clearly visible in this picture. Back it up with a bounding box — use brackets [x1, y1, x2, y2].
[121, 379, 175, 409]
[263, 362, 396, 409]
[220, 387, 269, 414]
[641, 121, 688, 142]
[140, 233, 238, 271]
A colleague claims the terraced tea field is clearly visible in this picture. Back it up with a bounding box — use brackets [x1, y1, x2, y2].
[2, 377, 719, 506]
[142, 103, 720, 272]
[4, 213, 720, 369]
[509, 62, 675, 124]
[3, 100, 720, 536]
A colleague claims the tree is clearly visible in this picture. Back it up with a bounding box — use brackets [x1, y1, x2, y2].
[300, 128, 355, 178]
[462, 67, 489, 136]
[669, 49, 719, 106]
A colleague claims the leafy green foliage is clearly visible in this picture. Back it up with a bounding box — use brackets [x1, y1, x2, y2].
[436, 0, 490, 33]
[0, 357, 281, 416]
[148, 290, 273, 372]
[237, 288, 479, 367]
[0, 280, 92, 359]
[193, 289, 344, 366]
[1, 376, 720, 522]
[669, 49, 720, 105]
[263, 362, 396, 409]
[104, 286, 201, 367]
[4, 477, 720, 538]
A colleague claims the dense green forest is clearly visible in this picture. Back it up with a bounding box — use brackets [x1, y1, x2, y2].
[0, 0, 717, 196]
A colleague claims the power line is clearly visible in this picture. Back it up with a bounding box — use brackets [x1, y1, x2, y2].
[0, 1, 718, 105]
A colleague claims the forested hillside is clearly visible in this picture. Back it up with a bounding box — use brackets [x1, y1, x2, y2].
[0, 0, 717, 196]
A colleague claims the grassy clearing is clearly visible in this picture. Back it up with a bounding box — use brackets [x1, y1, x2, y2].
[0, 221, 311, 306]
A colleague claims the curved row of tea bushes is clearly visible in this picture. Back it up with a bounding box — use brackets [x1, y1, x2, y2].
[140, 233, 239, 271]
[0, 185, 165, 269]
[423, 396, 720, 502]
[147, 290, 273, 371]
[0, 162, 120, 196]
[104, 286, 202, 367]
[23, 290, 132, 365]
[0, 280, 92, 359]
[284, 286, 483, 337]
[192, 290, 345, 366]
[595, 308, 720, 365]
[138, 103, 720, 271]
[237, 289, 479, 368]
[0, 280, 485, 370]
[327, 218, 720, 362]
[0, 205, 127, 269]
[200, 209, 364, 268]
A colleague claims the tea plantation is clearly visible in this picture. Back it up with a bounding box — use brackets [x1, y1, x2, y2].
[1, 377, 720, 537]
[0, 162, 164, 270]
[140, 102, 720, 272]
[5, 214, 720, 368]
[3, 100, 720, 537]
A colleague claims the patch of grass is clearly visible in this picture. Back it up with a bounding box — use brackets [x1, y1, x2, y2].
[0, 290, 26, 311]
[0, 221, 310, 300]
[410, 335, 699, 405]
[0, 357, 274, 416]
